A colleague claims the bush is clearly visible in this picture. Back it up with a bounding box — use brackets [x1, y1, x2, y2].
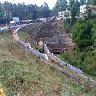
[72, 19, 94, 50]
[64, 18, 71, 33]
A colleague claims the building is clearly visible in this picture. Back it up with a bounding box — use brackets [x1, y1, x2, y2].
[80, 5, 96, 17]
[58, 9, 71, 19]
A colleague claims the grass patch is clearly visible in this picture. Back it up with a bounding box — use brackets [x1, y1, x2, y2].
[60, 50, 96, 78]
[0, 31, 96, 96]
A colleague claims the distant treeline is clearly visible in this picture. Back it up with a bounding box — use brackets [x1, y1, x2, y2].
[0, 0, 96, 24]
[0, 1, 52, 23]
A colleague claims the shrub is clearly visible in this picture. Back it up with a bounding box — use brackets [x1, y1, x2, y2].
[72, 19, 93, 50]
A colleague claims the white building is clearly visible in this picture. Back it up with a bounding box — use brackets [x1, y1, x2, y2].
[58, 9, 71, 19]
[80, 5, 96, 17]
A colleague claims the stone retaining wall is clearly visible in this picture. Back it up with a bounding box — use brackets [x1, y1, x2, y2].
[13, 25, 48, 61]
[44, 44, 83, 74]
[13, 24, 96, 85]
[44, 44, 96, 84]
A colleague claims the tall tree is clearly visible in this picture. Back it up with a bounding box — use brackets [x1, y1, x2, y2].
[85, 5, 92, 18]
[87, 0, 93, 5]
[69, 0, 75, 9]
[52, 0, 68, 16]
[0, 3, 4, 19]
[52, 6, 59, 16]
[69, 0, 80, 25]
[72, 19, 93, 50]
[56, 0, 67, 11]
[0, 1, 52, 21]
[4, 1, 12, 21]
[92, 0, 96, 5]
[80, 0, 86, 5]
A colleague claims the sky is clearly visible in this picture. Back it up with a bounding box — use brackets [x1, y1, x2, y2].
[1, 0, 57, 9]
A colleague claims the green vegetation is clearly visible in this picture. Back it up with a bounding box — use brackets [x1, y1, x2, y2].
[93, 0, 96, 5]
[60, 19, 96, 77]
[0, 0, 96, 95]
[53, 0, 80, 24]
[61, 1, 96, 77]
[0, 29, 96, 95]
[0, 1, 51, 24]
[53, 0, 67, 12]
[64, 18, 71, 32]
[60, 50, 96, 77]
[0, 3, 4, 20]
[72, 19, 93, 50]
[80, 0, 96, 5]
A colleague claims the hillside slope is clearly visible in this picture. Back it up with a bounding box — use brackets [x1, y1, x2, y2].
[0, 31, 96, 96]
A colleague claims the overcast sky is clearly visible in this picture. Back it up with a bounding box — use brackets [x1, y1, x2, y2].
[1, 0, 57, 9]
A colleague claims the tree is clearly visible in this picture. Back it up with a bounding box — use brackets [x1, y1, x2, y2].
[42, 2, 51, 18]
[85, 5, 92, 18]
[72, 19, 93, 50]
[87, 0, 93, 4]
[92, 0, 96, 5]
[0, 1, 52, 21]
[0, 3, 4, 20]
[52, 6, 59, 16]
[75, 0, 80, 16]
[69, 0, 75, 9]
[69, 0, 80, 25]
[56, 0, 68, 11]
[80, 0, 86, 5]
[4, 1, 12, 21]
[52, 0, 68, 16]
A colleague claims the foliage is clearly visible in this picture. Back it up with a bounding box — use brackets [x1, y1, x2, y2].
[51, 6, 59, 16]
[0, 1, 51, 23]
[93, 0, 96, 5]
[69, 0, 80, 25]
[60, 19, 96, 77]
[64, 18, 71, 32]
[86, 0, 96, 5]
[85, 5, 92, 18]
[80, 0, 86, 5]
[55, 0, 68, 11]
[72, 19, 93, 50]
[60, 50, 96, 76]
[52, 0, 68, 16]
[0, 3, 4, 19]
[42, 2, 52, 18]
[52, 0, 80, 25]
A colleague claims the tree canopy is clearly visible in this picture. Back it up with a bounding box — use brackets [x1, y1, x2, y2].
[0, 1, 51, 22]
[0, 3, 4, 19]
[92, 0, 96, 5]
[80, 0, 86, 5]
[52, 0, 68, 15]
[69, 0, 80, 25]
[72, 19, 93, 50]
[56, 0, 68, 11]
